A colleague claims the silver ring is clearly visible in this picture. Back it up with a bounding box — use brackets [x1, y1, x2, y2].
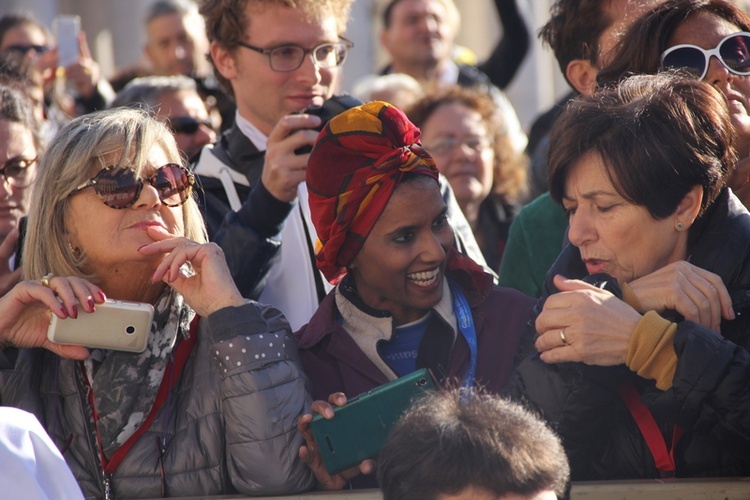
[560, 328, 568, 346]
[41, 273, 54, 288]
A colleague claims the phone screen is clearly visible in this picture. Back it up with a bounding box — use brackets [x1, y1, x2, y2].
[53, 15, 80, 67]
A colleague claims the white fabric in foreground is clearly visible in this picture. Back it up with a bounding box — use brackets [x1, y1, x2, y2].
[0, 407, 83, 499]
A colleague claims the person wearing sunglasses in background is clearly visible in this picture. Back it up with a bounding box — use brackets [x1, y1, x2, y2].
[0, 107, 315, 497]
[112, 75, 217, 161]
[0, 84, 42, 298]
[597, 0, 750, 207]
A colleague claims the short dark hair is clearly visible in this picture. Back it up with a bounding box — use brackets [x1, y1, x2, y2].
[549, 73, 735, 220]
[539, 0, 613, 80]
[597, 0, 750, 85]
[377, 388, 570, 500]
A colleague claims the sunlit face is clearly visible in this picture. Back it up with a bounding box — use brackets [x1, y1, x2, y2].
[157, 88, 216, 160]
[66, 145, 185, 278]
[381, 0, 454, 70]
[420, 102, 493, 216]
[145, 12, 196, 76]
[667, 13, 750, 154]
[0, 120, 37, 241]
[563, 151, 687, 283]
[212, 4, 340, 135]
[350, 177, 453, 326]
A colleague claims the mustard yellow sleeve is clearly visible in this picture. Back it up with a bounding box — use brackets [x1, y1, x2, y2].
[620, 281, 644, 312]
[625, 311, 678, 390]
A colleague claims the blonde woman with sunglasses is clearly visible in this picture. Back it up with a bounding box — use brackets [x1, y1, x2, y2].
[0, 107, 314, 497]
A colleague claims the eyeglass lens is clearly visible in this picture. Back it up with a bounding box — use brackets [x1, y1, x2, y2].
[169, 117, 213, 135]
[93, 164, 193, 209]
[662, 33, 750, 78]
[426, 136, 489, 156]
[5, 44, 48, 55]
[0, 158, 36, 188]
[270, 42, 347, 71]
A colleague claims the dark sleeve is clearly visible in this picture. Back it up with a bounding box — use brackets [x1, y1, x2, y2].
[477, 0, 530, 89]
[669, 319, 750, 456]
[504, 354, 629, 479]
[213, 182, 292, 300]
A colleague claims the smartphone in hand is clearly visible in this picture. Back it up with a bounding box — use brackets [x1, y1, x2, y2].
[310, 368, 436, 475]
[53, 15, 80, 67]
[47, 299, 154, 353]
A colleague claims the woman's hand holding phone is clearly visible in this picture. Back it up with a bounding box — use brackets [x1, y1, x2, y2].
[0, 277, 104, 359]
[298, 392, 374, 490]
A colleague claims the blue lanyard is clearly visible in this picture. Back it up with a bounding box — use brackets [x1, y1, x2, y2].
[448, 279, 478, 388]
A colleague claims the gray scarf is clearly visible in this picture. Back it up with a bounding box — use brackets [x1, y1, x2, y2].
[84, 288, 194, 458]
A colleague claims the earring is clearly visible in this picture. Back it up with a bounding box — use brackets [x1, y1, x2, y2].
[68, 242, 81, 258]
[676, 222, 684, 230]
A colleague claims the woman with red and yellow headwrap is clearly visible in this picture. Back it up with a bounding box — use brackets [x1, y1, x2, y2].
[294, 101, 534, 405]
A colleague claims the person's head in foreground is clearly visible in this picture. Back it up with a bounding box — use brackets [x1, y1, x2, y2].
[548, 72, 734, 284]
[377, 387, 570, 500]
[23, 107, 205, 295]
[306, 100, 491, 326]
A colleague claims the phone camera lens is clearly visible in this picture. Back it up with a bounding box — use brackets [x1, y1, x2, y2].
[125, 325, 136, 335]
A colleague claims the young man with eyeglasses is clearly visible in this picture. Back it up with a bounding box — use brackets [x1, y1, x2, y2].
[112, 75, 217, 161]
[193, 0, 353, 331]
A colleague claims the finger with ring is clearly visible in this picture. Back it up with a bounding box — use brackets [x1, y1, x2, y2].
[41, 272, 54, 288]
[560, 328, 568, 346]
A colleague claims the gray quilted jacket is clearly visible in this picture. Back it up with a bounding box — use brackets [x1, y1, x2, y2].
[0, 302, 315, 498]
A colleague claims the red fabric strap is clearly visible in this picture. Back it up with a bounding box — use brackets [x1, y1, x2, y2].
[84, 316, 200, 475]
[618, 380, 682, 476]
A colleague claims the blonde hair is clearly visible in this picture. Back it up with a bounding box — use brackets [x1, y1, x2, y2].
[23, 107, 207, 281]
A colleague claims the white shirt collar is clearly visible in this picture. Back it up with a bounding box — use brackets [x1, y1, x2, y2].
[234, 110, 268, 151]
[438, 60, 460, 87]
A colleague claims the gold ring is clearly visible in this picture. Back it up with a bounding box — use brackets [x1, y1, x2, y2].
[41, 272, 54, 288]
[560, 328, 568, 346]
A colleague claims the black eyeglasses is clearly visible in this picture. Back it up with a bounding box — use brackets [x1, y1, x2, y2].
[4, 44, 49, 56]
[168, 116, 214, 135]
[0, 157, 37, 188]
[236, 37, 353, 72]
[71, 163, 195, 209]
[661, 32, 750, 80]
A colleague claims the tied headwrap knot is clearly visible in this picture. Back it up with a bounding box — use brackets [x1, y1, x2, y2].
[307, 101, 439, 284]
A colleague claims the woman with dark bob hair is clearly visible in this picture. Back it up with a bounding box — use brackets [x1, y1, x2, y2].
[507, 72, 750, 480]
[597, 0, 750, 206]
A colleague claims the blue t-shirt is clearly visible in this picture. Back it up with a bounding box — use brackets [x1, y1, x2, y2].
[378, 314, 430, 377]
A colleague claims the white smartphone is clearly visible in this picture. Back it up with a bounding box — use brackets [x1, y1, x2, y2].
[52, 15, 80, 67]
[47, 300, 154, 353]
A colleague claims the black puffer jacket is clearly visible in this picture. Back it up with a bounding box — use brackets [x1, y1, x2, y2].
[506, 188, 750, 480]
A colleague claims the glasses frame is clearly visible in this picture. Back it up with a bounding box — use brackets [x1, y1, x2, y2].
[236, 36, 354, 72]
[71, 163, 195, 210]
[5, 44, 49, 56]
[0, 156, 38, 188]
[660, 31, 750, 80]
[168, 116, 214, 135]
